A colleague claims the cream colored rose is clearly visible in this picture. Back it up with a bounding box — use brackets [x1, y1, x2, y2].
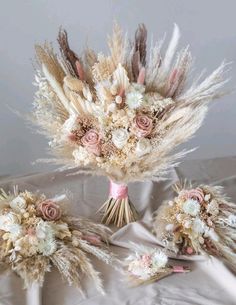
[10, 196, 27, 212]
[135, 138, 152, 157]
[112, 128, 129, 149]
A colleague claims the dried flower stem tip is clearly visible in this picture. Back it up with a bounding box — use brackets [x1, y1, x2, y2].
[98, 197, 139, 227]
[97, 180, 138, 227]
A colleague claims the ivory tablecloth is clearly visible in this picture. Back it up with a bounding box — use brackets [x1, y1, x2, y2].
[0, 157, 236, 305]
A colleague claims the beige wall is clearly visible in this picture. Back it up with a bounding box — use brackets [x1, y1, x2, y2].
[0, 0, 235, 175]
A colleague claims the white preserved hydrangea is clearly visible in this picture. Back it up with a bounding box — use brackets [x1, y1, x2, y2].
[36, 220, 57, 256]
[112, 128, 129, 149]
[182, 199, 200, 216]
[73, 147, 93, 165]
[135, 138, 152, 157]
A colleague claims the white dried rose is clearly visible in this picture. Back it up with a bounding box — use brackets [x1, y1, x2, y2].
[182, 199, 200, 216]
[112, 128, 129, 149]
[10, 196, 27, 212]
[126, 91, 143, 109]
[135, 138, 152, 157]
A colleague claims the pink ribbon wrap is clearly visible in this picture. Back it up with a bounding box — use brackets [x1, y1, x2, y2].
[109, 180, 128, 200]
[173, 266, 186, 273]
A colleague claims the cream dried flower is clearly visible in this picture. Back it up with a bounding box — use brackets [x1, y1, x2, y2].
[112, 128, 129, 149]
[182, 199, 200, 216]
[135, 138, 152, 157]
[126, 91, 144, 109]
[10, 196, 27, 212]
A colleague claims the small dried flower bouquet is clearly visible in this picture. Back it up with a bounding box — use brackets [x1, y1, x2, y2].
[125, 244, 190, 286]
[153, 184, 236, 272]
[32, 22, 228, 227]
[0, 187, 114, 294]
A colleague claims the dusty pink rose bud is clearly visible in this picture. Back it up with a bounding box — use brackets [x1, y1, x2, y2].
[186, 247, 194, 255]
[133, 114, 153, 137]
[187, 188, 205, 203]
[81, 129, 101, 156]
[37, 200, 61, 221]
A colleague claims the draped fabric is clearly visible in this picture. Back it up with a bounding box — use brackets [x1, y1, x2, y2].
[0, 157, 236, 305]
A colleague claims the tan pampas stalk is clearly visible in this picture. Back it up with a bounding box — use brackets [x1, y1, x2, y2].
[31, 23, 229, 227]
[153, 184, 236, 272]
[0, 188, 115, 294]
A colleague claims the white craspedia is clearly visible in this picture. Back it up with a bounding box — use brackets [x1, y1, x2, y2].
[126, 91, 143, 109]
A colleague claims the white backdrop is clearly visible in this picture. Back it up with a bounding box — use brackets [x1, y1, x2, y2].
[0, 0, 235, 176]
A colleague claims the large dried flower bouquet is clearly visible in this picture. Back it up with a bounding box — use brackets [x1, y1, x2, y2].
[32, 23, 228, 227]
[0, 188, 114, 294]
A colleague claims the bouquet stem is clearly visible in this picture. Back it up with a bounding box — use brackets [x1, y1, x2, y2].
[98, 180, 139, 227]
[26, 282, 42, 305]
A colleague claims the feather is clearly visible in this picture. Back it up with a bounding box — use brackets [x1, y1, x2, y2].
[112, 63, 130, 91]
[42, 64, 74, 114]
[35, 43, 65, 84]
[57, 28, 84, 79]
[159, 24, 180, 79]
[132, 23, 147, 80]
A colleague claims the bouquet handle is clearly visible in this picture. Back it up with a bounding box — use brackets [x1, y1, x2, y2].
[26, 282, 42, 305]
[98, 179, 139, 227]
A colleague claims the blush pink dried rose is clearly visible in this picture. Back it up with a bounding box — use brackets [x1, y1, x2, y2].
[81, 129, 101, 156]
[187, 188, 205, 203]
[133, 114, 153, 137]
[37, 200, 61, 221]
